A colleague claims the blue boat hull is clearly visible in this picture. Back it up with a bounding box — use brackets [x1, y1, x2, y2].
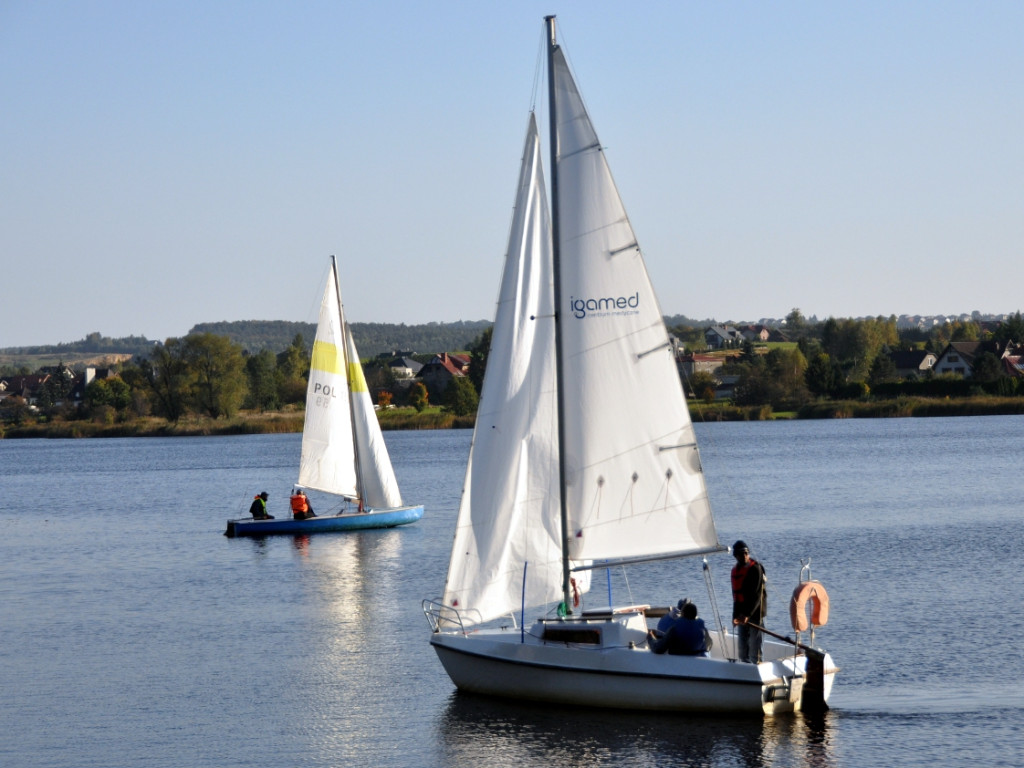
[225, 505, 424, 537]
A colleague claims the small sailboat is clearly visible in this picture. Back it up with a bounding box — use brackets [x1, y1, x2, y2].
[225, 257, 424, 537]
[423, 16, 836, 715]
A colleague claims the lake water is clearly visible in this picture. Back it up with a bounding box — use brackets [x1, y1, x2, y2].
[1, 416, 1022, 767]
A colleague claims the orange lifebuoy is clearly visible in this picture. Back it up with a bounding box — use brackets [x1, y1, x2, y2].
[790, 580, 830, 632]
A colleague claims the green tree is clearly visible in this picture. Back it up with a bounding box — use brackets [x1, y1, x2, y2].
[183, 333, 248, 418]
[147, 339, 192, 422]
[443, 376, 479, 416]
[733, 357, 771, 406]
[785, 308, 808, 339]
[868, 351, 898, 387]
[765, 347, 809, 409]
[36, 363, 76, 410]
[972, 351, 1003, 383]
[687, 371, 718, 403]
[409, 381, 429, 412]
[277, 334, 308, 405]
[805, 353, 837, 398]
[245, 349, 280, 412]
[0, 395, 31, 425]
[993, 311, 1024, 344]
[466, 326, 492, 395]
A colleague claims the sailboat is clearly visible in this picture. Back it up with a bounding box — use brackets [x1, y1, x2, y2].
[422, 17, 837, 714]
[225, 257, 424, 537]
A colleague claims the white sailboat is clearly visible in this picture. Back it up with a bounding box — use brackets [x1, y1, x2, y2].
[226, 257, 424, 537]
[423, 16, 836, 714]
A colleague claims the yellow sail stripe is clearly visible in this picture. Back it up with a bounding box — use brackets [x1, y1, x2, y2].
[310, 341, 344, 375]
[348, 360, 368, 393]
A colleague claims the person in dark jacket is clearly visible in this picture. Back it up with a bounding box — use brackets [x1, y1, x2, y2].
[648, 600, 711, 656]
[249, 491, 274, 520]
[731, 539, 766, 663]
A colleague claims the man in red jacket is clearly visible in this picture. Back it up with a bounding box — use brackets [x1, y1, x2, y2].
[731, 540, 766, 663]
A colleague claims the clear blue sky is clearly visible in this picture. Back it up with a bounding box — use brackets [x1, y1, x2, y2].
[2, 1, 1022, 347]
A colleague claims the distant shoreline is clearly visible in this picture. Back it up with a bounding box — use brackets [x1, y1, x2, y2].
[2, 397, 1022, 439]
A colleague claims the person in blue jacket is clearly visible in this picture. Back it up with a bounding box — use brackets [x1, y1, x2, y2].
[648, 600, 711, 656]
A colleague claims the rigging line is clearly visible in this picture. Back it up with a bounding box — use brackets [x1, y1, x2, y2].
[621, 564, 635, 607]
[530, 24, 545, 112]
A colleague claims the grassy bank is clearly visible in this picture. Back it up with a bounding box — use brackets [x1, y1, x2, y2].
[0, 407, 473, 439]
[3, 397, 1022, 439]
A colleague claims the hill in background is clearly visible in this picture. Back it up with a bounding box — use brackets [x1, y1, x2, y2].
[0, 320, 496, 368]
[190, 319, 493, 357]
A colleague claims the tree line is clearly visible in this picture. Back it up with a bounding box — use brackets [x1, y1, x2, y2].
[676, 309, 1024, 412]
[4, 310, 1021, 428]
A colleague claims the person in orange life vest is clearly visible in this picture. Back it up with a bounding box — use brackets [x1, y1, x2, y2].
[249, 491, 274, 520]
[731, 540, 766, 663]
[290, 488, 316, 520]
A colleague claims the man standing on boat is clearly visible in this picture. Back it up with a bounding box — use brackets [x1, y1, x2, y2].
[731, 540, 766, 663]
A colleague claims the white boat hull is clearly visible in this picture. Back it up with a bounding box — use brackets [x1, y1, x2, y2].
[428, 610, 836, 715]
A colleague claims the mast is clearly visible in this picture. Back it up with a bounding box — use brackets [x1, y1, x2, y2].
[331, 254, 363, 505]
[545, 15, 573, 616]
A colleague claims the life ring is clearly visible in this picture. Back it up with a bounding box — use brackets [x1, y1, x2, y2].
[790, 580, 830, 632]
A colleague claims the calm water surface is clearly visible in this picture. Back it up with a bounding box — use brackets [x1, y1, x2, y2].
[1, 416, 1022, 767]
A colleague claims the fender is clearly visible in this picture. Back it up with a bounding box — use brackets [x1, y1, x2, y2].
[790, 580, 830, 632]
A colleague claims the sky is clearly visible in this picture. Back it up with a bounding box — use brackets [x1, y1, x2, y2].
[2, 1, 1022, 347]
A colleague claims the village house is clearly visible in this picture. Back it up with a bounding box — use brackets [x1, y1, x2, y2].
[932, 340, 1022, 378]
[0, 374, 50, 405]
[703, 325, 743, 350]
[677, 353, 725, 379]
[386, 356, 423, 379]
[417, 353, 470, 400]
[888, 350, 937, 379]
[739, 325, 771, 343]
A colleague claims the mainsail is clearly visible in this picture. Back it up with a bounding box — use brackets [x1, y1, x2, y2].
[551, 46, 719, 566]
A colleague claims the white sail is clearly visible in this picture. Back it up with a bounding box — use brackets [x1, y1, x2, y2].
[551, 47, 720, 565]
[441, 115, 569, 624]
[298, 266, 359, 497]
[346, 323, 404, 509]
[426, 20, 834, 717]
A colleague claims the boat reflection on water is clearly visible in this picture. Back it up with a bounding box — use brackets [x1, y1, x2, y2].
[435, 693, 836, 768]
